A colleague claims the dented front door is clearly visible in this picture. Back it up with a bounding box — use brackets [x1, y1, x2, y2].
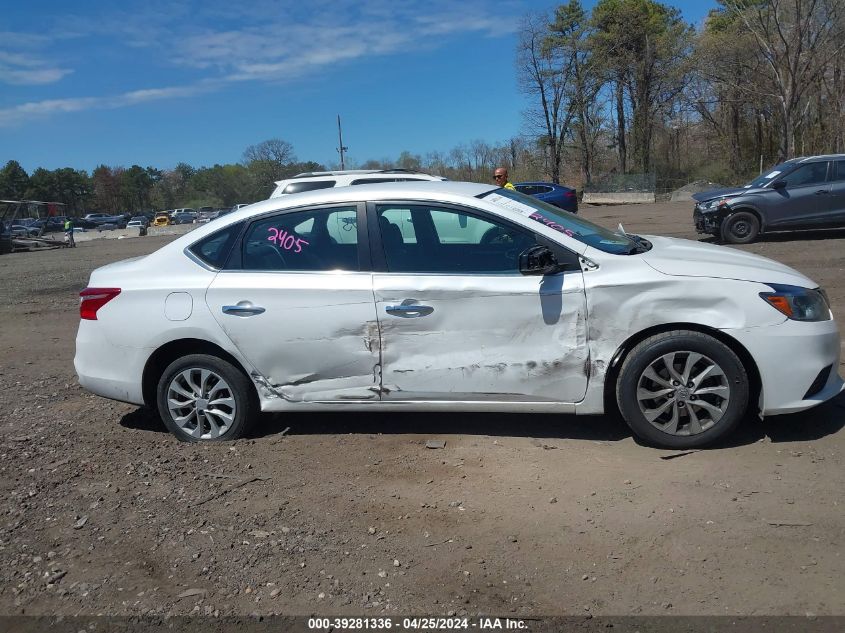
[371, 202, 589, 402]
[206, 204, 381, 402]
[374, 273, 589, 401]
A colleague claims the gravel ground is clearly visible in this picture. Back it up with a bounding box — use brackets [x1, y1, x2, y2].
[0, 202, 843, 617]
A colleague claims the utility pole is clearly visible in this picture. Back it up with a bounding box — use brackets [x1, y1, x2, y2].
[337, 115, 348, 170]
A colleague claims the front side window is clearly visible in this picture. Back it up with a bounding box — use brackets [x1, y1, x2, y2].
[376, 204, 537, 274]
[833, 160, 845, 181]
[242, 206, 358, 271]
[780, 162, 829, 188]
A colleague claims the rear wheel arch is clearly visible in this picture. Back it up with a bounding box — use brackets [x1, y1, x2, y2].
[602, 323, 762, 418]
[142, 338, 255, 407]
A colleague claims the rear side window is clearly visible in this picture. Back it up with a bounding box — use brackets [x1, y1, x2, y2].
[282, 181, 336, 194]
[834, 160, 845, 181]
[242, 206, 359, 271]
[188, 222, 243, 269]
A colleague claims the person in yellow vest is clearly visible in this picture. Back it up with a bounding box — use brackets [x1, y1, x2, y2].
[494, 167, 515, 191]
[64, 217, 76, 248]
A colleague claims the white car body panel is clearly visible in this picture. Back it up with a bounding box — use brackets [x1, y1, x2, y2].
[206, 270, 381, 402]
[373, 271, 589, 402]
[74, 182, 843, 426]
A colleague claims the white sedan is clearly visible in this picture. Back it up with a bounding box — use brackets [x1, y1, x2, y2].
[74, 182, 843, 448]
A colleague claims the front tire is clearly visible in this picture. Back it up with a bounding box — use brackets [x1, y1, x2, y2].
[156, 354, 257, 442]
[616, 331, 749, 448]
[721, 211, 760, 244]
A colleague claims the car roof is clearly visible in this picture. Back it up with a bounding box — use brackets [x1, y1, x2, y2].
[515, 181, 573, 188]
[795, 154, 845, 163]
[265, 180, 494, 210]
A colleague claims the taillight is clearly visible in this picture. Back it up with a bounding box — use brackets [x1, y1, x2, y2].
[79, 287, 121, 320]
[565, 190, 576, 197]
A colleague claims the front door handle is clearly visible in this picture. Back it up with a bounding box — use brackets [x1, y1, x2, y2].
[385, 303, 434, 318]
[815, 189, 829, 195]
[222, 301, 266, 317]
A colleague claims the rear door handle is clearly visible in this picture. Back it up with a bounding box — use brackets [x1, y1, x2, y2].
[385, 303, 434, 317]
[815, 189, 829, 195]
[222, 302, 266, 317]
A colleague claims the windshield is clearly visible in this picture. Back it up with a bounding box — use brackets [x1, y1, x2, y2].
[478, 188, 640, 255]
[744, 161, 798, 188]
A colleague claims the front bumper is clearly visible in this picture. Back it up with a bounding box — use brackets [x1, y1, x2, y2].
[723, 318, 844, 416]
[693, 207, 719, 235]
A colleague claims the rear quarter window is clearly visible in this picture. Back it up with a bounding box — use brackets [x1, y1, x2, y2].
[282, 181, 336, 194]
[187, 222, 243, 269]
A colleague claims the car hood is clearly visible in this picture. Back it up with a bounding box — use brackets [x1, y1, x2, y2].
[691, 186, 763, 203]
[639, 236, 815, 287]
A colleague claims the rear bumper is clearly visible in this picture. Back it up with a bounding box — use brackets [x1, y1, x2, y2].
[722, 318, 844, 415]
[74, 320, 150, 406]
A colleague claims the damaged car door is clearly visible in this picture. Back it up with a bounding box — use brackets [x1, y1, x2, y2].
[370, 203, 589, 402]
[206, 204, 382, 401]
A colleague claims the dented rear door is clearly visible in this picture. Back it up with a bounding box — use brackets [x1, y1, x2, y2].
[371, 202, 589, 402]
[206, 203, 382, 402]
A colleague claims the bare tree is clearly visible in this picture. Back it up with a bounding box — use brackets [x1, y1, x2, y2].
[547, 0, 605, 186]
[242, 139, 296, 166]
[517, 11, 577, 183]
[725, 0, 845, 160]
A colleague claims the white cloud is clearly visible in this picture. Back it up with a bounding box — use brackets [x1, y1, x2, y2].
[0, 81, 218, 127]
[1, 0, 523, 124]
[0, 51, 72, 85]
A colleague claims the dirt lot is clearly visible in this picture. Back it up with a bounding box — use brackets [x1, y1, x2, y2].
[1, 201, 843, 618]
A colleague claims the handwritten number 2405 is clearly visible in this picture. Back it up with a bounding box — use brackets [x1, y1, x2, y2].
[267, 228, 309, 253]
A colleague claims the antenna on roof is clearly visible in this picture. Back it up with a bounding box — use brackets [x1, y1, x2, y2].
[337, 115, 348, 170]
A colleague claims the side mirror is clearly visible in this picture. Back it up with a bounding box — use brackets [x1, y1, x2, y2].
[519, 245, 565, 276]
[772, 180, 787, 189]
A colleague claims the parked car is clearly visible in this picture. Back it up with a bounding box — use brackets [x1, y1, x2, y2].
[694, 154, 845, 243]
[35, 216, 68, 233]
[80, 213, 126, 229]
[9, 223, 40, 237]
[75, 181, 843, 448]
[127, 220, 146, 229]
[129, 215, 149, 228]
[269, 169, 446, 198]
[153, 213, 172, 227]
[515, 182, 578, 213]
[172, 212, 197, 225]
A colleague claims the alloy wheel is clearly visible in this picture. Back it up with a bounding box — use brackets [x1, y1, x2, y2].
[166, 368, 236, 440]
[635, 351, 730, 436]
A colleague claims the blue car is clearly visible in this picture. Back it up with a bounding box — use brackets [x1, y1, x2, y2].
[514, 182, 578, 213]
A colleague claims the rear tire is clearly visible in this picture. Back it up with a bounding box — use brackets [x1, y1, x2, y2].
[616, 331, 749, 448]
[156, 354, 257, 442]
[720, 211, 760, 244]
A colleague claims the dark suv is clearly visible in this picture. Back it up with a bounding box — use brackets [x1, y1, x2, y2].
[693, 154, 845, 243]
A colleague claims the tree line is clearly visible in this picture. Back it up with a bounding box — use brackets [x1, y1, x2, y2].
[2, 0, 843, 214]
[519, 0, 845, 189]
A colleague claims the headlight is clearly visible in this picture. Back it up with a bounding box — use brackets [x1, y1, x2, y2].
[759, 284, 831, 321]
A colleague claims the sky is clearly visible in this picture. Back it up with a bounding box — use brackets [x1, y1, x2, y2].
[1, 0, 718, 174]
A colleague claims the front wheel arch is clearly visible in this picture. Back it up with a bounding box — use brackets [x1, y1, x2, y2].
[602, 323, 761, 421]
[142, 338, 256, 408]
[720, 207, 763, 241]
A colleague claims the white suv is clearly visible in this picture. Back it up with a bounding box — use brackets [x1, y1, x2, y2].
[269, 169, 446, 198]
